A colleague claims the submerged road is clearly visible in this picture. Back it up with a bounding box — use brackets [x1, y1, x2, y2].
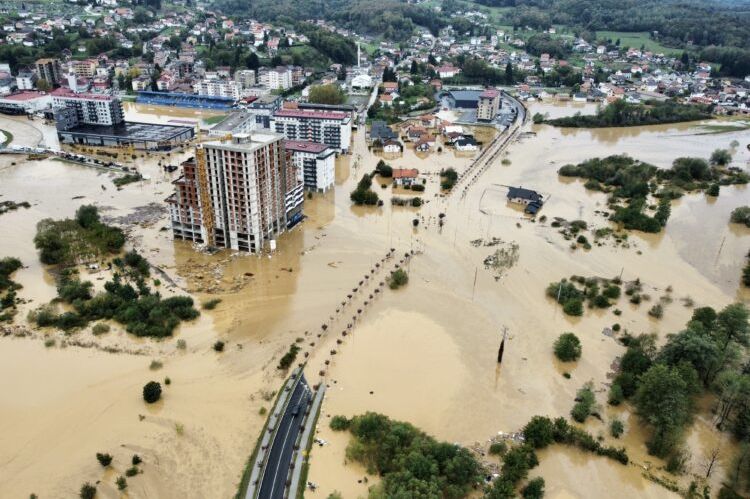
[255, 375, 311, 499]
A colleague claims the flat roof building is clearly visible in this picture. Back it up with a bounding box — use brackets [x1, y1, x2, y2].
[272, 108, 351, 153]
[477, 88, 501, 121]
[168, 133, 303, 252]
[284, 139, 335, 192]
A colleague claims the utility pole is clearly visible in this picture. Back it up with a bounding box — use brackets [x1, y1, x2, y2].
[497, 326, 508, 363]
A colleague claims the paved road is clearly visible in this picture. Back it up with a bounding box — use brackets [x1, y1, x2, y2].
[256, 375, 311, 499]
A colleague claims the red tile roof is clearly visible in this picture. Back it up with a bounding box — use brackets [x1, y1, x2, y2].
[393, 168, 419, 179]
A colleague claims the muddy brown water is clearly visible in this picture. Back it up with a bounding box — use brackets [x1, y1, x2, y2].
[0, 102, 748, 498]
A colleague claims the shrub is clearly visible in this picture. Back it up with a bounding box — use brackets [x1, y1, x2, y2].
[522, 477, 545, 499]
[96, 452, 113, 467]
[706, 183, 720, 196]
[563, 299, 584, 316]
[143, 381, 162, 403]
[387, 268, 408, 289]
[79, 483, 96, 499]
[523, 416, 555, 449]
[202, 298, 222, 310]
[610, 419, 624, 438]
[176, 339, 187, 349]
[489, 441, 507, 456]
[164, 376, 171, 385]
[125, 466, 139, 477]
[149, 359, 163, 370]
[571, 384, 596, 423]
[132, 454, 142, 465]
[648, 304, 664, 319]
[213, 340, 225, 352]
[410, 184, 425, 192]
[730, 206, 750, 227]
[554, 333, 582, 362]
[278, 344, 301, 370]
[92, 323, 110, 335]
[116, 476, 127, 491]
[330, 415, 351, 431]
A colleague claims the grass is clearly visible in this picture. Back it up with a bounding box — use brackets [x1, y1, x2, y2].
[202, 114, 228, 126]
[694, 122, 750, 135]
[0, 129, 13, 147]
[595, 31, 680, 55]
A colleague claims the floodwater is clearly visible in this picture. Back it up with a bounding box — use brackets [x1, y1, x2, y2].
[0, 101, 748, 498]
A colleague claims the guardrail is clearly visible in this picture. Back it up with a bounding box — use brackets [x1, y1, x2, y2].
[288, 384, 326, 498]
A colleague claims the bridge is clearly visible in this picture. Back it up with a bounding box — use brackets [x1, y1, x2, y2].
[240, 368, 325, 499]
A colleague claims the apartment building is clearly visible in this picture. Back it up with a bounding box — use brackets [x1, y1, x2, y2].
[234, 69, 256, 89]
[477, 88, 501, 121]
[168, 133, 303, 252]
[258, 66, 292, 90]
[15, 71, 36, 90]
[284, 140, 336, 192]
[195, 78, 241, 100]
[51, 87, 124, 128]
[35, 58, 63, 86]
[271, 108, 351, 153]
[70, 59, 98, 78]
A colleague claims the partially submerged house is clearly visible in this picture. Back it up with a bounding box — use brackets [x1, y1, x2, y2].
[392, 168, 419, 187]
[507, 186, 544, 214]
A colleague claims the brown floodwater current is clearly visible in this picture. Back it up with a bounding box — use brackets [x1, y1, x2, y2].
[0, 102, 748, 498]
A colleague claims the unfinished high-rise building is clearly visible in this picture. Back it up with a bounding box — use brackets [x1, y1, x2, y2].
[167, 132, 303, 252]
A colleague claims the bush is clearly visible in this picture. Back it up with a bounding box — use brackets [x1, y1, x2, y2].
[132, 454, 142, 465]
[489, 441, 507, 456]
[213, 340, 225, 352]
[92, 323, 110, 335]
[96, 452, 113, 467]
[571, 384, 596, 423]
[176, 339, 187, 349]
[125, 466, 139, 477]
[79, 483, 96, 499]
[149, 359, 163, 370]
[143, 381, 162, 404]
[116, 476, 127, 491]
[610, 419, 624, 438]
[522, 477, 545, 499]
[523, 416, 555, 449]
[648, 304, 664, 319]
[730, 206, 750, 227]
[554, 333, 581, 362]
[707, 183, 720, 196]
[330, 415, 351, 431]
[410, 184, 425, 192]
[278, 344, 301, 370]
[563, 299, 584, 316]
[608, 383, 624, 406]
[202, 298, 222, 310]
[387, 268, 408, 289]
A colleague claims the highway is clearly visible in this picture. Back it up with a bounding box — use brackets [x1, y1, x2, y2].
[255, 375, 311, 499]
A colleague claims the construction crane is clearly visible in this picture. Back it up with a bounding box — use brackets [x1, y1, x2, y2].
[195, 145, 216, 247]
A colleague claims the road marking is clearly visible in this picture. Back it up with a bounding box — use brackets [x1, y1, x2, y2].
[267, 390, 304, 499]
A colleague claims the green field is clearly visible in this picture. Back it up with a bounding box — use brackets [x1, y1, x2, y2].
[594, 31, 681, 55]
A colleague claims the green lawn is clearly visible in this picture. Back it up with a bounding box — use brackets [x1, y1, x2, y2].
[595, 31, 681, 55]
[202, 114, 229, 126]
[0, 129, 13, 147]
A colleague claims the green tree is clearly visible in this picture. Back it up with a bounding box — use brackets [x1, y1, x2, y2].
[634, 364, 694, 457]
[308, 84, 346, 105]
[523, 416, 555, 449]
[96, 452, 112, 467]
[553, 332, 582, 361]
[79, 483, 96, 499]
[710, 149, 732, 166]
[143, 381, 162, 403]
[522, 477, 545, 499]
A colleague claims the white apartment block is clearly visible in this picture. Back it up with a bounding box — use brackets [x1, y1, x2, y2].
[272, 108, 351, 153]
[51, 87, 124, 126]
[195, 78, 241, 100]
[259, 66, 292, 90]
[284, 140, 336, 192]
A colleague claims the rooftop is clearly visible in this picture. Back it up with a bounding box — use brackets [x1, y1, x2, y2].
[274, 109, 348, 120]
[1, 91, 48, 101]
[283, 140, 330, 154]
[393, 168, 419, 179]
[51, 87, 114, 101]
[480, 89, 500, 98]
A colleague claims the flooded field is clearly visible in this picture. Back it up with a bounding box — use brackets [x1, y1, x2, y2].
[1, 101, 749, 498]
